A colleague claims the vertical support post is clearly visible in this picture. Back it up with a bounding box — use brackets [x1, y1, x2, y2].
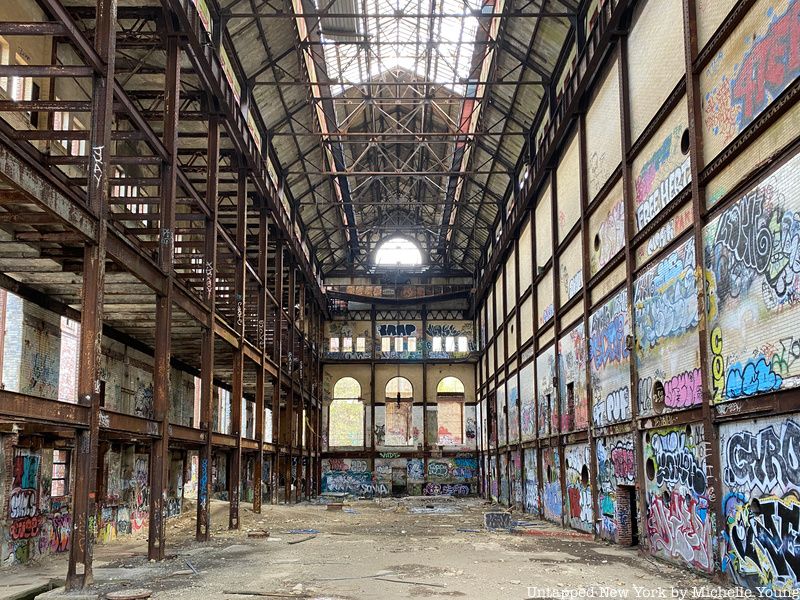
[67, 0, 116, 589]
[197, 115, 219, 542]
[683, 0, 722, 518]
[229, 348, 243, 528]
[272, 241, 284, 502]
[229, 167, 248, 529]
[254, 206, 269, 513]
[422, 304, 429, 456]
[148, 31, 180, 562]
[370, 304, 376, 452]
[286, 263, 296, 502]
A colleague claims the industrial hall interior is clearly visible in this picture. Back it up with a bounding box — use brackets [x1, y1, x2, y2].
[0, 0, 797, 598]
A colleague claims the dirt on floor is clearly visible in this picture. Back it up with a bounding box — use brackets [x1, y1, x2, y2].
[4, 497, 737, 600]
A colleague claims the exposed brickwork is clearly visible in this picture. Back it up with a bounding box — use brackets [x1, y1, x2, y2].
[616, 486, 633, 547]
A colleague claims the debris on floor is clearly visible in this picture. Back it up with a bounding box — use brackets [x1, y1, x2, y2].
[484, 511, 513, 530]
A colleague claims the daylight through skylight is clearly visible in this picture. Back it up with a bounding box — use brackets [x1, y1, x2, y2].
[318, 0, 486, 95]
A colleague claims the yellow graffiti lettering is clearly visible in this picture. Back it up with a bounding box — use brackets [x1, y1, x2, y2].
[710, 327, 725, 402]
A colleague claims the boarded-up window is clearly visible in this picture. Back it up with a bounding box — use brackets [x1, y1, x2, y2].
[328, 400, 364, 446]
[385, 401, 413, 445]
[437, 400, 463, 445]
[329, 377, 364, 446]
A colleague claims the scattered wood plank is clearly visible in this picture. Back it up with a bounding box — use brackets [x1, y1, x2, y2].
[374, 577, 446, 588]
[287, 535, 317, 545]
[222, 592, 309, 598]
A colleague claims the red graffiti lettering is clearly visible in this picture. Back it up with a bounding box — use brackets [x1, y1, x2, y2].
[10, 516, 40, 540]
[731, 2, 800, 127]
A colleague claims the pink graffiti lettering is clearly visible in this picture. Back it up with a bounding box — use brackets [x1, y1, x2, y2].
[610, 445, 635, 481]
[663, 368, 703, 408]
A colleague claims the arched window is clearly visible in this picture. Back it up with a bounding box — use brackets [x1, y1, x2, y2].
[329, 377, 364, 447]
[437, 376, 465, 394]
[437, 376, 465, 445]
[334, 377, 361, 399]
[384, 376, 413, 445]
[386, 376, 413, 399]
[374, 237, 423, 266]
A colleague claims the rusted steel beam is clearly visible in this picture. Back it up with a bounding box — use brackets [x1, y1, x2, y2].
[67, 0, 116, 590]
[229, 347, 244, 528]
[0, 100, 91, 111]
[172, 424, 206, 445]
[0, 65, 94, 77]
[105, 230, 168, 295]
[0, 141, 96, 239]
[0, 22, 67, 35]
[212, 433, 238, 447]
[197, 115, 219, 542]
[165, 0, 323, 310]
[99, 409, 160, 437]
[148, 33, 181, 563]
[0, 390, 89, 427]
[229, 166, 247, 530]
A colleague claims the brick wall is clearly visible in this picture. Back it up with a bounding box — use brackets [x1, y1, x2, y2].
[616, 485, 634, 546]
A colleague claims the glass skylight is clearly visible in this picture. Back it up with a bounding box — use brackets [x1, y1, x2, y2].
[318, 0, 485, 95]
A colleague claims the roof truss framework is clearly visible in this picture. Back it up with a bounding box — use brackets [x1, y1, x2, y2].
[222, 0, 575, 276]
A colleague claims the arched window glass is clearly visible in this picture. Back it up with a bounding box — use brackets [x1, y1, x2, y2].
[385, 376, 413, 399]
[375, 237, 423, 266]
[437, 376, 465, 394]
[329, 377, 364, 447]
[334, 377, 361, 399]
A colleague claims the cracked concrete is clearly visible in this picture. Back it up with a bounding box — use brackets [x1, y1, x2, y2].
[1, 498, 736, 600]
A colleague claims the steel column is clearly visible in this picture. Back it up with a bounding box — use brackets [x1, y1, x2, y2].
[196, 115, 220, 541]
[148, 33, 180, 562]
[66, 0, 116, 590]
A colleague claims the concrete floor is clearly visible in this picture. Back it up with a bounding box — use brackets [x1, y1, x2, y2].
[2, 498, 735, 600]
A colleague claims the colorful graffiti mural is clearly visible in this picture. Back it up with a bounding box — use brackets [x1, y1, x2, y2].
[325, 321, 371, 360]
[507, 377, 520, 444]
[519, 362, 536, 441]
[633, 124, 691, 232]
[558, 323, 588, 432]
[596, 435, 635, 542]
[565, 444, 592, 533]
[590, 290, 632, 427]
[704, 153, 800, 403]
[543, 447, 562, 524]
[634, 237, 702, 416]
[721, 416, 800, 592]
[537, 347, 557, 437]
[701, 0, 800, 163]
[524, 448, 540, 516]
[644, 424, 712, 573]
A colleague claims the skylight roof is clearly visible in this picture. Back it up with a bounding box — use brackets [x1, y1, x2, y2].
[319, 0, 485, 95]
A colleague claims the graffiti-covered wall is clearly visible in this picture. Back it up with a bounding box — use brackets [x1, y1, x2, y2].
[634, 237, 702, 416]
[720, 416, 800, 592]
[1, 440, 71, 567]
[643, 424, 712, 573]
[542, 447, 562, 524]
[589, 290, 632, 427]
[704, 153, 800, 403]
[596, 435, 635, 542]
[537, 347, 557, 437]
[320, 456, 477, 498]
[425, 320, 475, 359]
[565, 443, 592, 533]
[558, 323, 588, 431]
[523, 448, 540, 516]
[324, 320, 372, 360]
